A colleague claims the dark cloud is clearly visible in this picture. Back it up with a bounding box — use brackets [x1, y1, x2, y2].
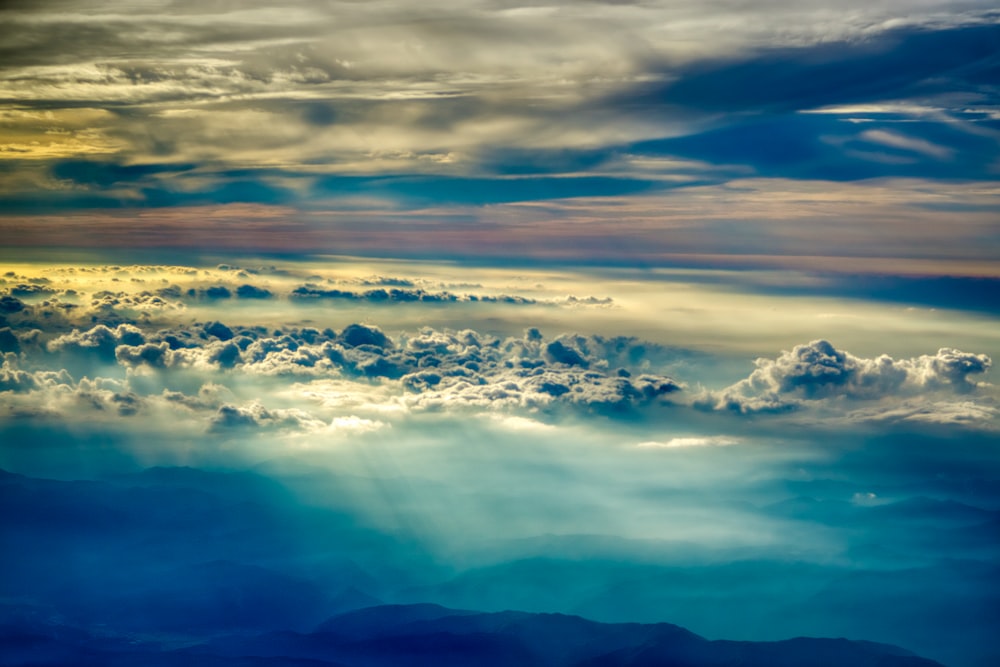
[601, 22, 1000, 184]
[631, 112, 998, 182]
[0, 328, 21, 354]
[290, 284, 537, 305]
[236, 284, 273, 299]
[299, 101, 338, 126]
[632, 23, 1000, 115]
[50, 160, 197, 189]
[545, 340, 589, 367]
[7, 283, 58, 298]
[0, 297, 26, 313]
[110, 390, 141, 416]
[210, 341, 242, 368]
[201, 285, 232, 299]
[339, 324, 390, 349]
[204, 321, 235, 341]
[209, 402, 320, 433]
[115, 342, 172, 369]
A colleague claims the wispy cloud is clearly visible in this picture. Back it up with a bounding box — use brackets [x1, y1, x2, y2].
[0, 2, 996, 234]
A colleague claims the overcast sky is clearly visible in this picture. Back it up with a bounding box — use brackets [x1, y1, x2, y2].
[1, 0, 998, 269]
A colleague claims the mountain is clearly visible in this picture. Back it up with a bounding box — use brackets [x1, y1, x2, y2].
[0, 602, 945, 667]
[189, 604, 943, 667]
[0, 467, 975, 666]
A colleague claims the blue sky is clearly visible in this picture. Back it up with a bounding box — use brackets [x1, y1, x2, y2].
[1, 3, 999, 667]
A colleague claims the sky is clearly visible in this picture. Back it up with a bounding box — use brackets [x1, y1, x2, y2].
[1, 0, 998, 269]
[1, 3, 999, 667]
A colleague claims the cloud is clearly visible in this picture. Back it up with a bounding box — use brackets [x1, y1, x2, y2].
[1, 2, 995, 223]
[636, 436, 741, 449]
[0, 327, 21, 354]
[858, 129, 954, 160]
[700, 339, 993, 415]
[0, 296, 27, 313]
[328, 415, 387, 435]
[17, 296, 999, 431]
[209, 401, 324, 433]
[7, 309, 687, 428]
[236, 284, 273, 299]
[204, 321, 235, 341]
[0, 356, 72, 393]
[635, 22, 1000, 116]
[848, 400, 999, 426]
[48, 323, 146, 362]
[115, 341, 172, 369]
[291, 284, 543, 305]
[2, 262, 996, 440]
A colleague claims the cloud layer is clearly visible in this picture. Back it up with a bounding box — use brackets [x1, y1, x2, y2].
[1, 2, 997, 269]
[2, 263, 995, 444]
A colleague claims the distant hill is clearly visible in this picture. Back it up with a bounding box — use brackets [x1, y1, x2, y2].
[1, 602, 946, 666]
[179, 604, 944, 667]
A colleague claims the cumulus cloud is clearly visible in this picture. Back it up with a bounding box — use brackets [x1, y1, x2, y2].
[115, 342, 172, 369]
[0, 357, 72, 393]
[8, 311, 686, 427]
[48, 323, 146, 363]
[0, 296, 26, 313]
[0, 367, 145, 420]
[89, 290, 185, 318]
[2, 262, 996, 438]
[6, 283, 58, 298]
[209, 402, 325, 433]
[236, 284, 273, 299]
[700, 340, 992, 415]
[290, 284, 542, 306]
[30, 320, 1000, 430]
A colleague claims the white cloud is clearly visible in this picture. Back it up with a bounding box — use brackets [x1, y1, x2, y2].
[699, 340, 994, 422]
[859, 129, 954, 159]
[636, 436, 740, 449]
[328, 415, 388, 434]
[2, 263, 997, 451]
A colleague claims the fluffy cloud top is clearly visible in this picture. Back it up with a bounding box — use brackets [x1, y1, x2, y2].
[1, 264, 996, 435]
[48, 323, 146, 363]
[2, 308, 689, 431]
[703, 340, 992, 414]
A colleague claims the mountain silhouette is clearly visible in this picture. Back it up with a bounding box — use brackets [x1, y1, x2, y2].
[181, 604, 944, 667]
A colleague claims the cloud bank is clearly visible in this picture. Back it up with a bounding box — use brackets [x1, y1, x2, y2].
[1, 263, 995, 443]
[701, 339, 994, 419]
